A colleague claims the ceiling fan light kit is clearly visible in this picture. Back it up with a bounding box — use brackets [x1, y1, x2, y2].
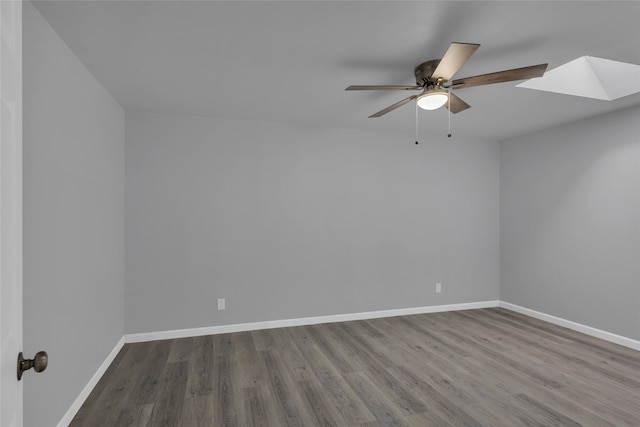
[416, 88, 449, 110]
[347, 42, 548, 120]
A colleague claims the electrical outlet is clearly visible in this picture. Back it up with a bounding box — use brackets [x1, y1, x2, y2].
[436, 283, 442, 293]
[217, 298, 226, 310]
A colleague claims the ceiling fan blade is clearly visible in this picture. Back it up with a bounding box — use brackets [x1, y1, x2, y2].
[346, 85, 421, 91]
[369, 95, 419, 118]
[450, 63, 548, 89]
[445, 92, 471, 114]
[431, 42, 480, 81]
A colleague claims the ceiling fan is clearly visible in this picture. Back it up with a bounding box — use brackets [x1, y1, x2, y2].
[346, 42, 548, 118]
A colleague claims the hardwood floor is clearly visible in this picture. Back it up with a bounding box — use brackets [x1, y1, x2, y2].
[70, 308, 640, 426]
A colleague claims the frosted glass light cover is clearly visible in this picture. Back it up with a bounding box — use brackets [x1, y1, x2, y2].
[417, 92, 448, 110]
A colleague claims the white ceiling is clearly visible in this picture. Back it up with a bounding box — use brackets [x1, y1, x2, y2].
[32, 1, 640, 141]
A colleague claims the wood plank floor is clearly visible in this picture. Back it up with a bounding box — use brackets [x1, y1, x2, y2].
[70, 308, 640, 426]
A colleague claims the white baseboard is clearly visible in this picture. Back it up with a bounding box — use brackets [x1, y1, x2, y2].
[124, 300, 500, 343]
[57, 336, 125, 427]
[499, 301, 640, 351]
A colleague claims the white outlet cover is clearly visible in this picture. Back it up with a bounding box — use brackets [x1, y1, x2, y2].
[217, 298, 225, 310]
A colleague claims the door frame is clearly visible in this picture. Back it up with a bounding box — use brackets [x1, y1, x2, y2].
[0, 0, 24, 425]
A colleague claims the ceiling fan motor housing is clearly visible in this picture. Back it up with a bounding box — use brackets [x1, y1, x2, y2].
[414, 60, 442, 87]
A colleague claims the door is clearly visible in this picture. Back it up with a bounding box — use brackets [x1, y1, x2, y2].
[0, 0, 23, 425]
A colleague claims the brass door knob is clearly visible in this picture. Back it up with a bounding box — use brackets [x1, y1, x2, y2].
[17, 351, 48, 380]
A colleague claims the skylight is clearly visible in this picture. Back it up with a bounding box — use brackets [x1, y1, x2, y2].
[517, 56, 640, 101]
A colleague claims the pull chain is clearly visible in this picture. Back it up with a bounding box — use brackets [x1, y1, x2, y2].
[415, 101, 419, 145]
[447, 88, 452, 138]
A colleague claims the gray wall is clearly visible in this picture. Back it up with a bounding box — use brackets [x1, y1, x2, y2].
[125, 112, 500, 333]
[23, 3, 125, 426]
[500, 106, 640, 340]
